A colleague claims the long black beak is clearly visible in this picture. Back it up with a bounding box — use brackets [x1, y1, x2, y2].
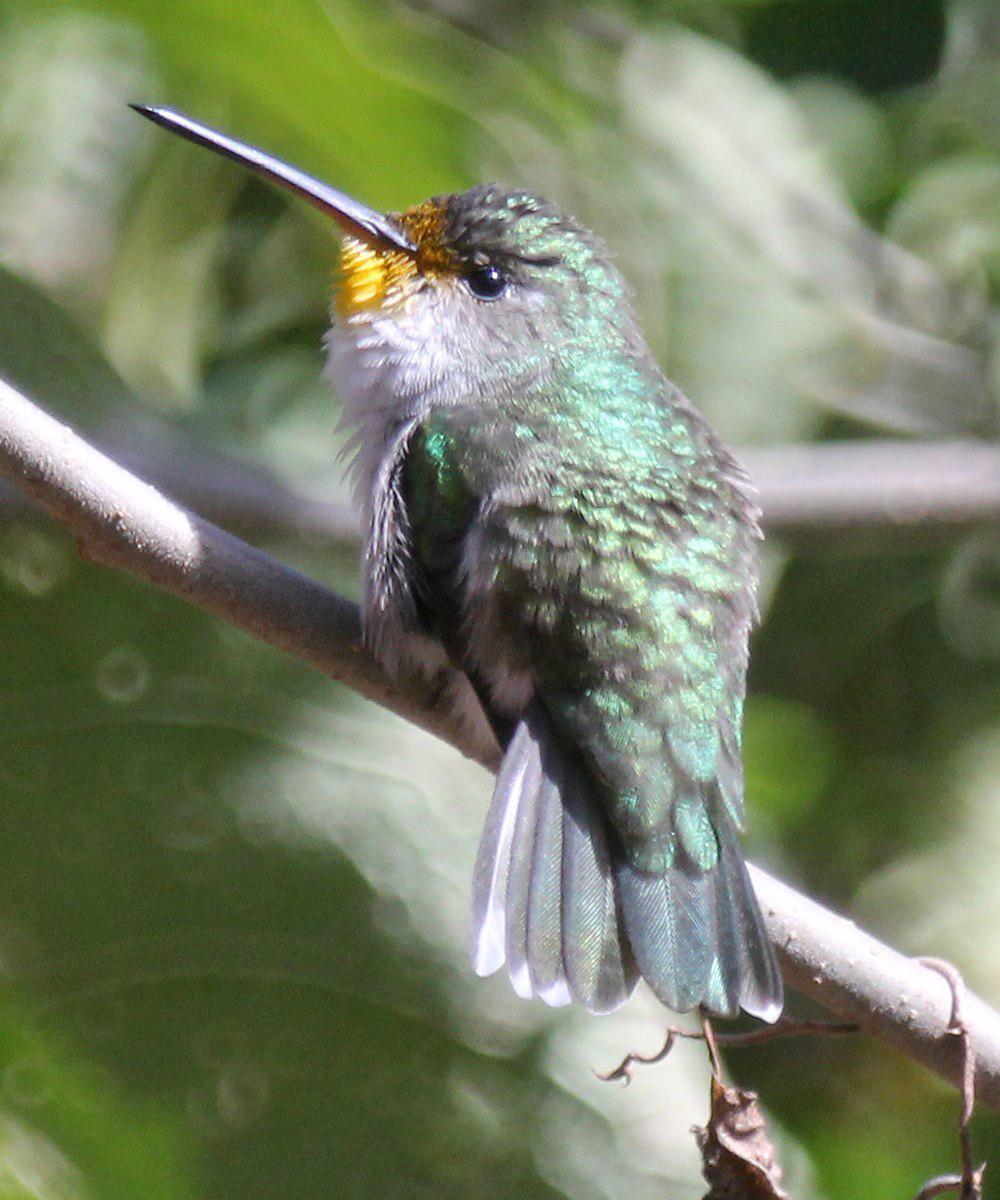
[131, 105, 416, 253]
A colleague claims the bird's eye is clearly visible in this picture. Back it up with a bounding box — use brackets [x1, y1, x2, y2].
[465, 264, 507, 300]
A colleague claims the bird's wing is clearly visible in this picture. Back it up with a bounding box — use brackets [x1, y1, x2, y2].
[505, 453, 759, 872]
[401, 405, 781, 1018]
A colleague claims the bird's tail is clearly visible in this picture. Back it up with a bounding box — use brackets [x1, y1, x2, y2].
[469, 704, 782, 1020]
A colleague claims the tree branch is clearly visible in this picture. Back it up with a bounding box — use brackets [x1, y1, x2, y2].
[2, 376, 1000, 1110]
[0, 382, 500, 769]
[4, 422, 998, 547]
[740, 441, 1000, 539]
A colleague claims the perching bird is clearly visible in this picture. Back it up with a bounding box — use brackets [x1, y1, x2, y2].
[133, 105, 783, 1022]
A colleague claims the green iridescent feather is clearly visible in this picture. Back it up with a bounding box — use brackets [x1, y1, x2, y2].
[401, 337, 780, 1017]
[342, 184, 782, 1019]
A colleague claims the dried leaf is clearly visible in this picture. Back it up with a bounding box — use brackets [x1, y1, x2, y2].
[695, 1077, 790, 1200]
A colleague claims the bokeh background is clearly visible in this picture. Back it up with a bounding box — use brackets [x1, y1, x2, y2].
[0, 0, 998, 1196]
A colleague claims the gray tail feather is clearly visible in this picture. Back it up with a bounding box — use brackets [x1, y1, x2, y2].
[615, 804, 783, 1020]
[470, 708, 636, 1013]
[470, 707, 782, 1020]
[710, 812, 784, 1021]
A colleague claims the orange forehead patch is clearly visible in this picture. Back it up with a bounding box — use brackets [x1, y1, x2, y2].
[334, 197, 459, 318]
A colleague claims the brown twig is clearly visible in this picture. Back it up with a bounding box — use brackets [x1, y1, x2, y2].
[915, 958, 986, 1200]
[701, 1012, 724, 1080]
[915, 1176, 967, 1200]
[597, 1017, 860, 1085]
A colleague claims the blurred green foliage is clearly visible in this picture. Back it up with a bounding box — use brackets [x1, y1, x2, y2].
[0, 1, 997, 1197]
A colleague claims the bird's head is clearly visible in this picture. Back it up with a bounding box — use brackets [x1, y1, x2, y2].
[132, 108, 641, 459]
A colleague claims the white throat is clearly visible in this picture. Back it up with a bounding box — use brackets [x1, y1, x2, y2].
[325, 299, 474, 513]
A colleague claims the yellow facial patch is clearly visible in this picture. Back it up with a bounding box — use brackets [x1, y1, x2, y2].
[334, 198, 459, 319]
[336, 237, 417, 317]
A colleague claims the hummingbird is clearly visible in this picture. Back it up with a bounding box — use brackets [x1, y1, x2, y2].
[134, 106, 783, 1022]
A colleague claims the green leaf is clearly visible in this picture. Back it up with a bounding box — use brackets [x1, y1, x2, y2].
[103, 140, 237, 408]
[8, 0, 471, 207]
[0, 264, 135, 428]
